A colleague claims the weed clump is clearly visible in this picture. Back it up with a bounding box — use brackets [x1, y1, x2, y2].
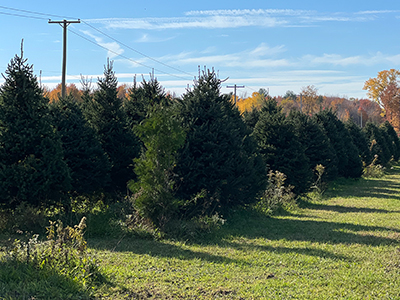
[363, 155, 386, 178]
[0, 217, 104, 298]
[254, 170, 296, 215]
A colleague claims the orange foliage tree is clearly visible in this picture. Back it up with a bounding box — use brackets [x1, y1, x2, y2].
[46, 83, 83, 103]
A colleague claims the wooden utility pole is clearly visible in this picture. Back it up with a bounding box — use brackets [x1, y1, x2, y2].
[227, 84, 245, 106]
[48, 19, 80, 98]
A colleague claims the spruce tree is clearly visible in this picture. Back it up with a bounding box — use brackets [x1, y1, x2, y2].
[175, 70, 266, 216]
[314, 110, 362, 178]
[363, 122, 391, 166]
[124, 77, 170, 130]
[380, 121, 400, 161]
[82, 60, 140, 192]
[345, 119, 372, 165]
[253, 99, 312, 194]
[287, 110, 338, 181]
[0, 52, 70, 207]
[50, 95, 111, 195]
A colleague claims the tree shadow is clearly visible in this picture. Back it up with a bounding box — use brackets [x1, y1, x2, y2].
[298, 199, 400, 214]
[325, 178, 400, 201]
[218, 208, 400, 247]
[88, 204, 399, 265]
[0, 260, 93, 300]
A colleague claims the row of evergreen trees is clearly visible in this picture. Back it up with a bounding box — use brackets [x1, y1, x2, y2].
[1, 52, 399, 228]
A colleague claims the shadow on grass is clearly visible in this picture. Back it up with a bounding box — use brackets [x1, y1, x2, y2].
[88, 170, 400, 266]
[0, 260, 92, 300]
[298, 199, 400, 214]
[88, 204, 398, 265]
[219, 208, 400, 247]
[325, 177, 400, 201]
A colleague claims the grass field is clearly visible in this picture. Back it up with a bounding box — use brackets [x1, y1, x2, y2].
[2, 166, 400, 299]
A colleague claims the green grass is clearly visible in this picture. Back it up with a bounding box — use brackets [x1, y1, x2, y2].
[86, 166, 400, 299]
[2, 166, 400, 299]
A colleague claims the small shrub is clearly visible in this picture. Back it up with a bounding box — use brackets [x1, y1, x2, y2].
[254, 170, 296, 215]
[363, 155, 386, 178]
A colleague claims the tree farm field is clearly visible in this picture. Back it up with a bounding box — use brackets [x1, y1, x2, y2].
[85, 167, 400, 299]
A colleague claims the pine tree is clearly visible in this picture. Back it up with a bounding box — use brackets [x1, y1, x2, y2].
[287, 110, 338, 181]
[50, 95, 111, 195]
[314, 110, 362, 178]
[0, 52, 70, 207]
[124, 76, 170, 130]
[363, 122, 392, 166]
[82, 60, 140, 192]
[380, 121, 400, 161]
[175, 70, 266, 216]
[345, 119, 372, 165]
[253, 99, 312, 194]
[129, 104, 186, 228]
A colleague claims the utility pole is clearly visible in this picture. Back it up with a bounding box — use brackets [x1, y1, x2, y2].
[49, 19, 80, 98]
[227, 84, 245, 106]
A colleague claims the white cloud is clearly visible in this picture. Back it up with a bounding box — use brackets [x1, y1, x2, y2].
[85, 9, 397, 31]
[80, 30, 124, 59]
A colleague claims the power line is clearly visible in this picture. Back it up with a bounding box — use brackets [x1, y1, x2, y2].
[81, 20, 194, 78]
[0, 5, 195, 80]
[0, 11, 47, 20]
[0, 5, 76, 20]
[68, 28, 192, 81]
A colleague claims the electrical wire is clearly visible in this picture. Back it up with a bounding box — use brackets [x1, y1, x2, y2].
[0, 11, 47, 20]
[68, 28, 192, 81]
[0, 5, 196, 80]
[81, 20, 194, 78]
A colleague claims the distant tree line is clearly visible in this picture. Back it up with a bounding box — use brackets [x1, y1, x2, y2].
[1, 52, 399, 230]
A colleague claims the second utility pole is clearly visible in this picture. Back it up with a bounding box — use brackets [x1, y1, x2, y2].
[227, 84, 245, 106]
[49, 19, 80, 98]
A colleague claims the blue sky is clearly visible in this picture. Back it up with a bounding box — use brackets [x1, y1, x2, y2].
[1, 0, 400, 99]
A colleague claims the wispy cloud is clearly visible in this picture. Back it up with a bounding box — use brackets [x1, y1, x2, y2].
[85, 9, 396, 30]
[80, 30, 124, 58]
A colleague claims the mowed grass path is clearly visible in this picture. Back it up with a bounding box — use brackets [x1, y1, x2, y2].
[90, 167, 400, 299]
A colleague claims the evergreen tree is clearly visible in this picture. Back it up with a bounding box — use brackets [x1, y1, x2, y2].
[253, 99, 312, 194]
[124, 77, 171, 130]
[314, 110, 362, 178]
[242, 108, 260, 130]
[50, 95, 111, 195]
[363, 122, 392, 166]
[129, 104, 186, 228]
[82, 60, 140, 192]
[345, 119, 372, 165]
[175, 70, 266, 216]
[0, 52, 70, 207]
[287, 110, 338, 181]
[380, 121, 400, 161]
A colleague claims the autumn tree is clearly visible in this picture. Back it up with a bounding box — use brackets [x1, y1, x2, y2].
[300, 85, 322, 115]
[46, 83, 83, 103]
[380, 83, 400, 131]
[363, 69, 400, 106]
[363, 69, 400, 131]
[236, 90, 267, 113]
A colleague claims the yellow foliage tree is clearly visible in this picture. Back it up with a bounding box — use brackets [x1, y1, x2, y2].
[300, 85, 321, 115]
[363, 69, 400, 107]
[236, 92, 265, 113]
